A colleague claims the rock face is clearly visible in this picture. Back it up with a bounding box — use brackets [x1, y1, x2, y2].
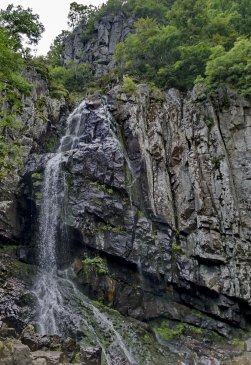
[62, 13, 134, 77]
[1, 11, 251, 365]
[22, 84, 251, 334]
[58, 17, 251, 332]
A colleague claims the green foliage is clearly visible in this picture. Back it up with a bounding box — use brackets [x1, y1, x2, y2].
[154, 320, 186, 340]
[0, 28, 32, 180]
[153, 319, 227, 343]
[0, 30, 32, 98]
[97, 0, 125, 17]
[45, 134, 58, 153]
[171, 242, 183, 255]
[47, 31, 70, 67]
[82, 256, 108, 275]
[73, 352, 81, 362]
[101, 224, 126, 235]
[0, 6, 44, 180]
[0, 137, 23, 180]
[93, 181, 114, 195]
[52, 0, 250, 96]
[0, 4, 44, 52]
[128, 0, 170, 23]
[67, 2, 97, 29]
[28, 56, 51, 82]
[121, 75, 137, 94]
[114, 0, 251, 95]
[50, 61, 93, 93]
[202, 38, 251, 96]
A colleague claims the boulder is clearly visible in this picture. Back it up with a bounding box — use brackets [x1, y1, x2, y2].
[80, 345, 102, 365]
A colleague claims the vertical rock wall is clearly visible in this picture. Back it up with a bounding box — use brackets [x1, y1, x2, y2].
[45, 86, 251, 331]
[62, 13, 134, 77]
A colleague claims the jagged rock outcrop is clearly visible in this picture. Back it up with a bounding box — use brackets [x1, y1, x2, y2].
[62, 13, 134, 77]
[0, 327, 102, 365]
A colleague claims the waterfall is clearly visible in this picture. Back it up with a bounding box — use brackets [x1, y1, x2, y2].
[34, 100, 88, 335]
[32, 99, 138, 365]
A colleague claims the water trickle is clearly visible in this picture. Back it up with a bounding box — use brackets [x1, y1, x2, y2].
[137, 259, 145, 289]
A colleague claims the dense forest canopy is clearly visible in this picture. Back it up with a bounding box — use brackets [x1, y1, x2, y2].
[113, 0, 251, 94]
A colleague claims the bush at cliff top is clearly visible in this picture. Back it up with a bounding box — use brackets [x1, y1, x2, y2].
[114, 0, 251, 96]
[202, 38, 251, 97]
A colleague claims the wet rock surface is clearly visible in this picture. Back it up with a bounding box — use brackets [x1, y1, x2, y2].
[0, 246, 36, 332]
[13, 85, 250, 363]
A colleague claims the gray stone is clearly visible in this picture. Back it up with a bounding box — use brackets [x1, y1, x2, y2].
[0, 339, 33, 365]
[80, 345, 102, 365]
[62, 13, 134, 77]
[31, 351, 65, 365]
[32, 359, 47, 365]
[245, 338, 251, 352]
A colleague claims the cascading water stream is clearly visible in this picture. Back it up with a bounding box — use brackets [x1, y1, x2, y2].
[33, 100, 89, 335]
[33, 99, 138, 365]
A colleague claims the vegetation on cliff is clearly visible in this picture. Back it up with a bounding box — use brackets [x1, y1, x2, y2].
[46, 0, 251, 97]
[0, 5, 44, 179]
[114, 0, 251, 95]
[0, 0, 250, 178]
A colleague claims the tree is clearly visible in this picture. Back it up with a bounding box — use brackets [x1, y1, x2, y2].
[67, 2, 97, 29]
[125, 0, 169, 23]
[0, 28, 32, 179]
[47, 31, 70, 67]
[203, 38, 251, 96]
[0, 5, 44, 179]
[50, 61, 93, 92]
[0, 4, 44, 51]
[166, 0, 209, 39]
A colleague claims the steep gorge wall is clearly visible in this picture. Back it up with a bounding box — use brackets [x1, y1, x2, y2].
[57, 15, 251, 331]
[15, 14, 250, 334]
[38, 86, 250, 335]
